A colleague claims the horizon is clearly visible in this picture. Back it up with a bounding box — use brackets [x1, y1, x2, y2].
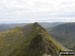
[0, 21, 74, 24]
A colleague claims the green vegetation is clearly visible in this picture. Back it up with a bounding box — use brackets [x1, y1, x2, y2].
[0, 23, 73, 56]
[47, 23, 75, 49]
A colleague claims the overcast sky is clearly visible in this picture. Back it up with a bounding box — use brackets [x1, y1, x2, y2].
[0, 0, 75, 23]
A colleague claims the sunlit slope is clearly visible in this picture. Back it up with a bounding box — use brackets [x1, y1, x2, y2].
[0, 23, 70, 56]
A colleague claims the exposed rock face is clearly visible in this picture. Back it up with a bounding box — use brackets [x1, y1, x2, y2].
[28, 32, 59, 56]
[0, 22, 68, 56]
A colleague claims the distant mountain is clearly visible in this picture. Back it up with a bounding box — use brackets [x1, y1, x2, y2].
[39, 22, 65, 29]
[47, 23, 75, 49]
[0, 22, 68, 56]
[0, 23, 28, 31]
[0, 25, 12, 31]
[0, 22, 64, 32]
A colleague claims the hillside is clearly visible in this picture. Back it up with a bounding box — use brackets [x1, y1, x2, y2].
[0, 22, 70, 56]
[0, 22, 64, 32]
[47, 23, 75, 49]
[39, 22, 65, 29]
[0, 23, 28, 32]
[0, 25, 12, 31]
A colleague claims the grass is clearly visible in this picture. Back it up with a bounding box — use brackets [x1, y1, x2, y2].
[0, 23, 73, 56]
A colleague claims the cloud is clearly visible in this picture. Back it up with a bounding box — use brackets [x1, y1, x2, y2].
[0, 0, 75, 23]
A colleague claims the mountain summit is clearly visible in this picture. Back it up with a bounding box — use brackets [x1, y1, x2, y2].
[0, 22, 69, 56]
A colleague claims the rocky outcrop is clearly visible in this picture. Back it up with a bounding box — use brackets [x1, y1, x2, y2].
[28, 32, 59, 56]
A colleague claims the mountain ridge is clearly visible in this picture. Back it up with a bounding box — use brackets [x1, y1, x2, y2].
[0, 22, 71, 56]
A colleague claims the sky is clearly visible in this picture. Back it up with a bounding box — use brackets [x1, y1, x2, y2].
[0, 0, 75, 23]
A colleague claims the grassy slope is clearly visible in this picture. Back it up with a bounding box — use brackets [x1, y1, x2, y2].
[0, 23, 72, 56]
[0, 27, 25, 56]
[47, 23, 75, 49]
